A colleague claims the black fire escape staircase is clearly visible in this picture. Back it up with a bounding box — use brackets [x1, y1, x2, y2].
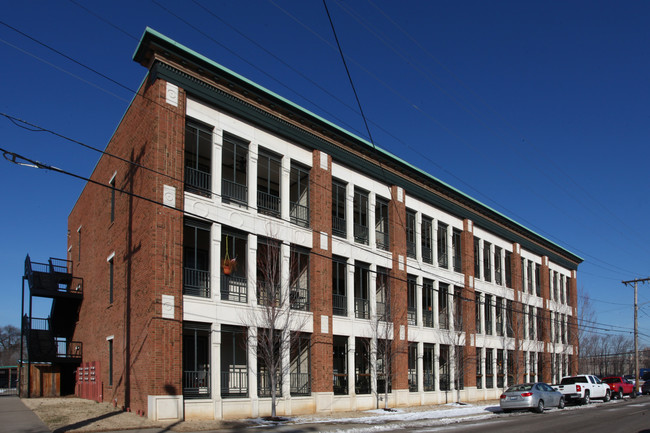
[22, 255, 83, 370]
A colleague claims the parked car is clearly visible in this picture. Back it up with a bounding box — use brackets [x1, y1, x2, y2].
[642, 379, 650, 395]
[624, 374, 636, 386]
[601, 376, 635, 399]
[500, 382, 565, 413]
[552, 375, 610, 404]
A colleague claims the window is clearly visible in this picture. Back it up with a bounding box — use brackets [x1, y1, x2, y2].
[221, 325, 248, 397]
[375, 198, 390, 251]
[290, 333, 311, 395]
[257, 149, 281, 217]
[221, 230, 247, 302]
[107, 337, 113, 387]
[108, 254, 114, 304]
[494, 247, 502, 285]
[257, 329, 281, 398]
[184, 219, 211, 298]
[566, 277, 572, 305]
[476, 347, 483, 389]
[486, 349, 494, 388]
[422, 279, 434, 328]
[437, 222, 448, 268]
[422, 217, 433, 264]
[257, 238, 281, 306]
[507, 350, 515, 387]
[222, 132, 248, 205]
[439, 283, 449, 330]
[408, 343, 418, 392]
[483, 241, 491, 282]
[536, 308, 543, 341]
[354, 262, 370, 319]
[561, 275, 566, 304]
[185, 121, 212, 197]
[529, 352, 536, 382]
[355, 337, 371, 394]
[439, 345, 450, 391]
[453, 287, 463, 331]
[506, 300, 514, 337]
[497, 349, 504, 388]
[332, 180, 347, 238]
[423, 344, 435, 391]
[407, 276, 417, 325]
[535, 264, 541, 296]
[353, 188, 369, 245]
[290, 163, 310, 227]
[109, 174, 116, 223]
[452, 228, 462, 272]
[505, 251, 512, 288]
[290, 246, 310, 311]
[454, 346, 464, 390]
[333, 336, 348, 395]
[475, 292, 482, 334]
[553, 271, 559, 302]
[376, 267, 390, 321]
[332, 256, 347, 316]
[485, 294, 493, 335]
[496, 297, 503, 336]
[406, 209, 416, 258]
[183, 323, 211, 398]
[526, 260, 532, 294]
[528, 306, 535, 341]
[474, 237, 481, 279]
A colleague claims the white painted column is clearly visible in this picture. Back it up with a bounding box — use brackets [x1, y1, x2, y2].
[415, 211, 422, 262]
[280, 156, 291, 222]
[417, 341, 424, 393]
[347, 258, 355, 318]
[248, 233, 258, 306]
[211, 223, 222, 302]
[346, 184, 354, 244]
[211, 322, 222, 419]
[368, 192, 376, 249]
[213, 129, 223, 199]
[416, 275, 423, 327]
[348, 337, 356, 396]
[248, 326, 258, 417]
[248, 142, 258, 210]
[433, 280, 440, 329]
[434, 344, 440, 392]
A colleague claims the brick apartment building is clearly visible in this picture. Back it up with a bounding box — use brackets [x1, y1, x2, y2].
[54, 28, 582, 420]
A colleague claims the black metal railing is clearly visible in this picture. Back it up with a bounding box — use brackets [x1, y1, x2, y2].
[439, 373, 450, 391]
[184, 268, 210, 298]
[354, 223, 368, 245]
[221, 368, 248, 398]
[56, 340, 82, 359]
[422, 247, 433, 264]
[423, 371, 435, 391]
[332, 294, 347, 316]
[453, 254, 462, 273]
[406, 241, 416, 259]
[376, 301, 390, 321]
[332, 216, 346, 238]
[29, 317, 49, 330]
[333, 373, 348, 395]
[354, 297, 369, 319]
[423, 310, 434, 328]
[408, 370, 418, 392]
[185, 166, 212, 197]
[257, 191, 280, 217]
[222, 179, 247, 205]
[407, 307, 416, 325]
[290, 372, 310, 396]
[290, 285, 309, 311]
[25, 255, 78, 294]
[258, 371, 282, 398]
[221, 275, 247, 303]
[438, 251, 448, 268]
[290, 203, 309, 227]
[184, 369, 211, 399]
[376, 231, 389, 251]
[355, 373, 371, 394]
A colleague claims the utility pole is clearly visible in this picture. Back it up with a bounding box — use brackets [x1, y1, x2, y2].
[622, 277, 650, 396]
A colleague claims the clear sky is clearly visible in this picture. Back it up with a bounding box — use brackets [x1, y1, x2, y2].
[1, 1, 648, 347]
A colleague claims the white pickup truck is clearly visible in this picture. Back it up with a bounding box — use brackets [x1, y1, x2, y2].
[552, 375, 611, 404]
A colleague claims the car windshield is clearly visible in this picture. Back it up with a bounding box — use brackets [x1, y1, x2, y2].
[601, 378, 620, 384]
[506, 384, 533, 392]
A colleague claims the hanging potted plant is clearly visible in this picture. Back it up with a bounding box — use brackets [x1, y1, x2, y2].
[222, 236, 237, 275]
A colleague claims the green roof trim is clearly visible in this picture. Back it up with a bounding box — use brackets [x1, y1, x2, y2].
[133, 27, 582, 265]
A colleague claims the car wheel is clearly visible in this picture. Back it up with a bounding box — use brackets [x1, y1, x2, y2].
[582, 391, 590, 405]
[535, 399, 545, 414]
[603, 390, 611, 402]
[631, 390, 637, 399]
[558, 397, 565, 409]
[617, 389, 623, 399]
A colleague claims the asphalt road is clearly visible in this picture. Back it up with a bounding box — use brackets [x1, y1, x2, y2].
[384, 398, 650, 433]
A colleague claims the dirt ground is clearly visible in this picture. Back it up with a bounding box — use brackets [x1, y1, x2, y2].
[21, 396, 249, 432]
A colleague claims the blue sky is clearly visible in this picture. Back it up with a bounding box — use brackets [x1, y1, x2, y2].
[1, 1, 648, 347]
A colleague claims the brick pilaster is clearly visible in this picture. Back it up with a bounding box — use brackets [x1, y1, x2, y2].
[388, 185, 408, 390]
[569, 271, 579, 375]
[309, 150, 333, 393]
[461, 219, 476, 387]
[540, 256, 552, 382]
[510, 243, 524, 383]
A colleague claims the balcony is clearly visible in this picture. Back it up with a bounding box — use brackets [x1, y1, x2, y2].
[220, 275, 247, 303]
[184, 369, 210, 399]
[406, 241, 416, 259]
[290, 202, 309, 228]
[333, 294, 347, 316]
[290, 372, 310, 396]
[257, 191, 280, 218]
[332, 216, 346, 238]
[376, 231, 389, 251]
[222, 179, 247, 206]
[221, 367, 248, 398]
[184, 268, 210, 298]
[25, 256, 81, 299]
[354, 297, 369, 319]
[354, 224, 369, 245]
[185, 166, 211, 198]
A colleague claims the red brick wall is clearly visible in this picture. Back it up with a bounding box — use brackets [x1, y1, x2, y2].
[461, 219, 476, 387]
[309, 150, 333, 393]
[69, 77, 185, 416]
[388, 186, 408, 390]
[539, 257, 552, 381]
[569, 272, 579, 375]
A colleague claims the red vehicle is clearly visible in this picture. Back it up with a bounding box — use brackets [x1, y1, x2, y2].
[601, 376, 635, 399]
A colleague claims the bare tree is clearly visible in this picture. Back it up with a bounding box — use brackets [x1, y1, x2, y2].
[244, 237, 309, 419]
[0, 325, 20, 366]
